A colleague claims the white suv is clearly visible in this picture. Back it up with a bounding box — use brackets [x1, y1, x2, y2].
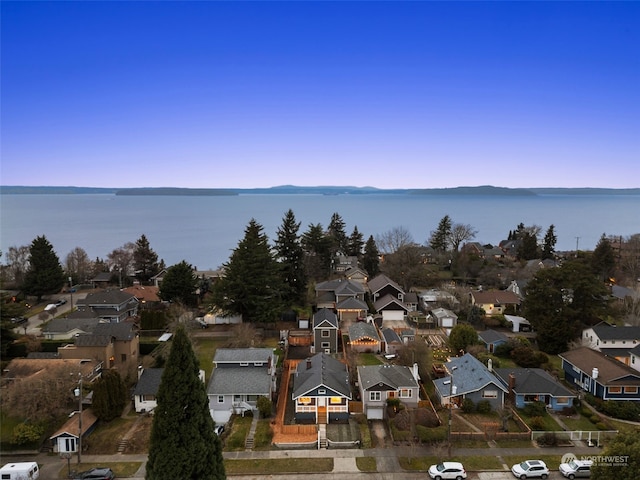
[428, 461, 467, 480]
[511, 459, 549, 479]
[559, 459, 592, 478]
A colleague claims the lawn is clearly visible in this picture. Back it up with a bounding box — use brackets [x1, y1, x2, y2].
[516, 409, 563, 431]
[224, 458, 333, 474]
[224, 415, 252, 451]
[192, 336, 225, 379]
[357, 353, 383, 366]
[57, 462, 141, 479]
[562, 414, 602, 431]
[356, 457, 377, 472]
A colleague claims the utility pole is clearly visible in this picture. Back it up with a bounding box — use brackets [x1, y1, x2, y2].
[74, 375, 83, 464]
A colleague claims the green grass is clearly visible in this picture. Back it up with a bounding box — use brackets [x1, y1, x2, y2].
[357, 353, 383, 366]
[562, 415, 602, 431]
[224, 415, 252, 451]
[516, 409, 563, 431]
[193, 336, 224, 379]
[356, 457, 377, 472]
[399, 455, 503, 471]
[224, 458, 333, 474]
[494, 438, 534, 448]
[253, 419, 273, 450]
[57, 462, 141, 479]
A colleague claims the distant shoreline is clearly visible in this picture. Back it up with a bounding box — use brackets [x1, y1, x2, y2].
[1, 185, 639, 196]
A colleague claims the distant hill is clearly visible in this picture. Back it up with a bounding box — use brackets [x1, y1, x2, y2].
[1, 185, 638, 196]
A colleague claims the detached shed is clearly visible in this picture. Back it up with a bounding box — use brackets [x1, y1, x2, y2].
[505, 314, 531, 333]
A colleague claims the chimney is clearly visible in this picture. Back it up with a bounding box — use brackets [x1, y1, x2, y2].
[508, 373, 516, 403]
[412, 362, 419, 381]
[138, 365, 143, 379]
[592, 367, 599, 380]
[487, 358, 493, 372]
[306, 358, 312, 370]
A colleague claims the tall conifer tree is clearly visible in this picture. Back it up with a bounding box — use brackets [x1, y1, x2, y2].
[275, 210, 307, 305]
[23, 235, 66, 301]
[146, 326, 225, 480]
[363, 235, 380, 277]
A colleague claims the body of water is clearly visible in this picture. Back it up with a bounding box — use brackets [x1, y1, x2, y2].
[1, 193, 638, 270]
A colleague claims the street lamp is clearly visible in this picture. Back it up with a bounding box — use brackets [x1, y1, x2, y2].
[74, 375, 83, 464]
[68, 277, 73, 311]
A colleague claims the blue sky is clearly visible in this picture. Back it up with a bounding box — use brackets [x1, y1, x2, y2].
[2, 1, 639, 189]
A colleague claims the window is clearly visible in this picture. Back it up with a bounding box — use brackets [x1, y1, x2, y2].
[299, 397, 312, 404]
[253, 362, 263, 366]
[370, 391, 381, 402]
[240, 362, 248, 366]
[318, 389, 326, 395]
[141, 395, 156, 402]
[321, 342, 330, 348]
[121, 354, 127, 362]
[399, 389, 412, 398]
[623, 386, 638, 394]
[608, 386, 622, 394]
[556, 397, 570, 404]
[321, 330, 330, 338]
[217, 396, 224, 403]
[482, 390, 498, 399]
[329, 397, 342, 404]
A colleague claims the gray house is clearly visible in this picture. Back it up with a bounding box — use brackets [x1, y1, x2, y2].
[433, 353, 507, 410]
[313, 308, 339, 354]
[207, 348, 277, 425]
[494, 367, 576, 412]
[133, 368, 164, 413]
[75, 290, 139, 323]
[478, 329, 509, 353]
[291, 353, 351, 424]
[348, 321, 381, 353]
[357, 364, 420, 419]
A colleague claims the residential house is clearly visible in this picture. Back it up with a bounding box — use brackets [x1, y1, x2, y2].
[207, 348, 277, 424]
[50, 408, 98, 455]
[291, 353, 351, 424]
[368, 274, 404, 304]
[504, 314, 532, 333]
[2, 358, 102, 387]
[433, 353, 508, 410]
[150, 269, 167, 288]
[418, 289, 460, 310]
[380, 327, 403, 356]
[333, 255, 358, 273]
[57, 322, 139, 371]
[404, 292, 419, 312]
[470, 290, 521, 316]
[357, 364, 420, 419]
[89, 272, 112, 288]
[41, 318, 101, 340]
[133, 368, 164, 413]
[506, 280, 528, 300]
[494, 368, 576, 412]
[75, 290, 139, 323]
[478, 329, 509, 353]
[344, 266, 369, 288]
[348, 322, 381, 353]
[560, 347, 640, 402]
[581, 323, 640, 365]
[313, 308, 339, 354]
[315, 279, 367, 321]
[430, 307, 458, 329]
[629, 345, 640, 372]
[122, 283, 161, 307]
[374, 294, 410, 322]
[462, 242, 505, 262]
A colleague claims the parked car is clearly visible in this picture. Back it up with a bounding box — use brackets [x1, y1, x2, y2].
[511, 460, 549, 479]
[11, 317, 27, 325]
[55, 298, 67, 306]
[214, 424, 225, 436]
[428, 461, 467, 480]
[71, 467, 115, 480]
[559, 459, 592, 478]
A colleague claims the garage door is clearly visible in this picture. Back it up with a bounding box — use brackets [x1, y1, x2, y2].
[383, 311, 404, 321]
[367, 407, 384, 420]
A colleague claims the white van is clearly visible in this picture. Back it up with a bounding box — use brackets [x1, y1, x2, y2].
[0, 462, 40, 480]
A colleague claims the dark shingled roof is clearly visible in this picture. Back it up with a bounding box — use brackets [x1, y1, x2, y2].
[133, 368, 164, 395]
[494, 368, 575, 397]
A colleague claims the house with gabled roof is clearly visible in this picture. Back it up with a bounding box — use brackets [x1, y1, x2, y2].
[368, 273, 404, 303]
[133, 368, 164, 413]
[348, 321, 381, 353]
[582, 322, 640, 365]
[494, 367, 576, 412]
[344, 266, 368, 288]
[478, 329, 509, 353]
[315, 279, 366, 321]
[313, 308, 339, 354]
[430, 307, 458, 329]
[75, 290, 139, 323]
[433, 353, 508, 410]
[50, 408, 98, 456]
[470, 289, 521, 316]
[357, 364, 420, 419]
[41, 317, 101, 340]
[57, 322, 139, 371]
[380, 327, 402, 355]
[207, 348, 277, 424]
[374, 294, 410, 322]
[291, 353, 351, 424]
[559, 347, 640, 402]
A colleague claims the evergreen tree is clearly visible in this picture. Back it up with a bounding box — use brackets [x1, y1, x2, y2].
[275, 210, 307, 305]
[147, 326, 225, 480]
[592, 233, 616, 281]
[134, 234, 160, 283]
[541, 224, 557, 260]
[327, 212, 348, 255]
[22, 235, 66, 301]
[92, 369, 127, 422]
[159, 261, 198, 306]
[212, 219, 283, 323]
[590, 430, 640, 480]
[346, 226, 364, 257]
[428, 215, 452, 253]
[448, 324, 478, 353]
[517, 231, 539, 260]
[362, 235, 380, 277]
[301, 223, 332, 280]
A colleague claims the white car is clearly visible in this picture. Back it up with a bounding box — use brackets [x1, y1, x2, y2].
[511, 459, 549, 479]
[559, 459, 592, 478]
[428, 461, 467, 480]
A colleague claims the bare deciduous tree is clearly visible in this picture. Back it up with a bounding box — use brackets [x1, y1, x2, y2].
[107, 242, 136, 276]
[375, 226, 414, 254]
[450, 223, 478, 253]
[3, 245, 30, 287]
[65, 247, 93, 284]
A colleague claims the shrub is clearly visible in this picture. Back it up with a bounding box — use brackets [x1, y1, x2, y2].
[256, 396, 272, 419]
[476, 400, 492, 414]
[560, 406, 576, 416]
[392, 409, 412, 431]
[415, 425, 447, 443]
[413, 408, 440, 428]
[461, 398, 475, 413]
[522, 401, 546, 417]
[11, 423, 44, 445]
[529, 416, 546, 430]
[511, 346, 548, 368]
[536, 432, 557, 446]
[596, 422, 608, 430]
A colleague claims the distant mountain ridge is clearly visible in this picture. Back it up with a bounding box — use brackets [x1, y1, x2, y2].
[1, 185, 639, 196]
